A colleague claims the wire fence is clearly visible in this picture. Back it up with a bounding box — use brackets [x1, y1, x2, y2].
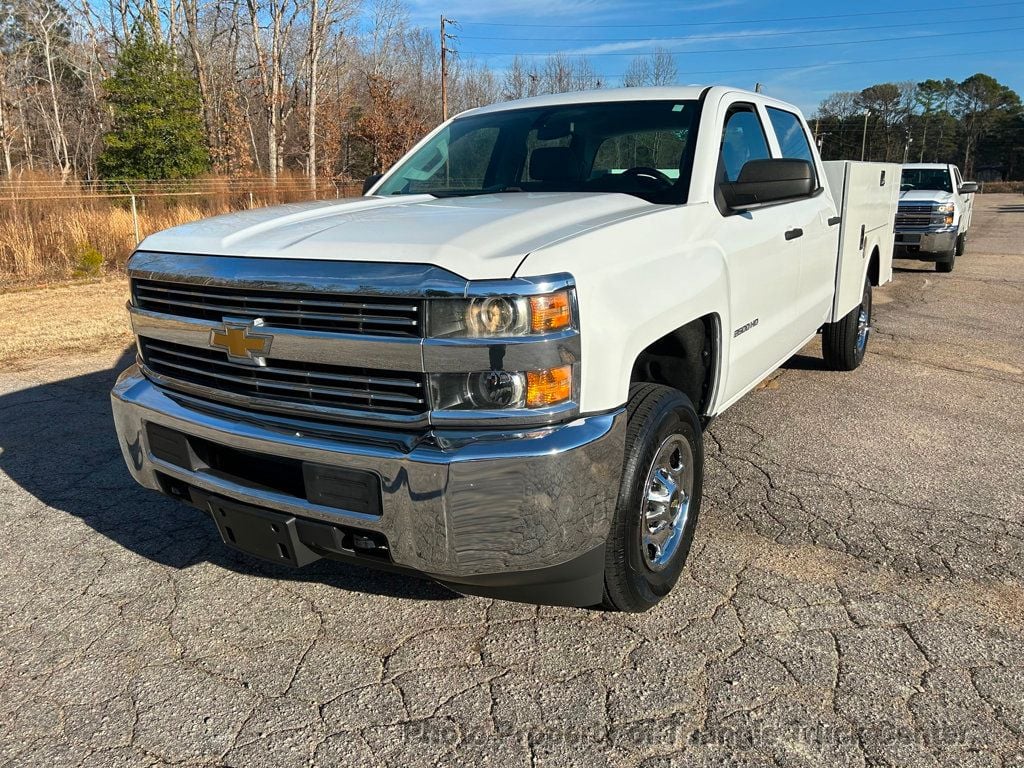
[0, 177, 366, 283]
[0, 177, 365, 249]
[0, 177, 364, 201]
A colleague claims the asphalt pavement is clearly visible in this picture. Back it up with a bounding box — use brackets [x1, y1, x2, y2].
[1, 194, 1022, 767]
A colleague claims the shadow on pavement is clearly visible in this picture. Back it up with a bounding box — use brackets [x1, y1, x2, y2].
[893, 265, 935, 273]
[781, 353, 826, 371]
[0, 349, 457, 601]
[996, 205, 1024, 213]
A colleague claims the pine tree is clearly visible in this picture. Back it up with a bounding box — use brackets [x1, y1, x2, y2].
[98, 27, 209, 180]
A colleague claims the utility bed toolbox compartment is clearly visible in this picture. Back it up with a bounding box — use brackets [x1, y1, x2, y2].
[823, 161, 900, 321]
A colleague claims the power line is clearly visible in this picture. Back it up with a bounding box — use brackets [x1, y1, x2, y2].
[456, 0, 1024, 28]
[493, 47, 1024, 79]
[461, 24, 1024, 57]
[456, 14, 1023, 43]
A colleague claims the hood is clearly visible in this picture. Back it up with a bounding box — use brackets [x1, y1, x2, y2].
[139, 192, 654, 280]
[899, 189, 955, 205]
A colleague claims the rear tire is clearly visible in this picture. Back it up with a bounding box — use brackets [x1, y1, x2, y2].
[936, 250, 955, 273]
[822, 276, 872, 371]
[602, 384, 703, 613]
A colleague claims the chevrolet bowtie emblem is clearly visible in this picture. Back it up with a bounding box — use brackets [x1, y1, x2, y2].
[209, 318, 272, 366]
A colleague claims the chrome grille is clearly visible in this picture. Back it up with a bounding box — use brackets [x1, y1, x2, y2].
[895, 204, 934, 229]
[139, 338, 428, 418]
[132, 278, 423, 337]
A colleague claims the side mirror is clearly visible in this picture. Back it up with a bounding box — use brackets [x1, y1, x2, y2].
[362, 173, 384, 195]
[720, 159, 815, 212]
[958, 181, 978, 194]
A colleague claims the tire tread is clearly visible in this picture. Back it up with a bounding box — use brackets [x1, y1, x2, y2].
[602, 383, 702, 612]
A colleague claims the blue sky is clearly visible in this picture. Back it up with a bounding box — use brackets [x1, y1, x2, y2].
[405, 0, 1024, 113]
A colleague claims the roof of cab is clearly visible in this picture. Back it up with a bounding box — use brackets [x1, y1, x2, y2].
[457, 86, 715, 118]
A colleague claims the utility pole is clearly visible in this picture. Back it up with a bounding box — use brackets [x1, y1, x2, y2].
[860, 110, 870, 162]
[440, 15, 457, 121]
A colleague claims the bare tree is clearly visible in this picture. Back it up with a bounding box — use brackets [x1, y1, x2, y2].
[623, 48, 676, 87]
[501, 55, 536, 101]
[247, 0, 299, 181]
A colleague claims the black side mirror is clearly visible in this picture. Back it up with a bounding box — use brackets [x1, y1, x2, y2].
[720, 159, 815, 212]
[362, 173, 384, 195]
[958, 181, 978, 194]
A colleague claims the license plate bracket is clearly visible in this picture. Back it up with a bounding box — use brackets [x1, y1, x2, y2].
[205, 496, 321, 567]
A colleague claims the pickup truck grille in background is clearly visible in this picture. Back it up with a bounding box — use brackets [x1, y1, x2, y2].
[139, 338, 428, 418]
[895, 204, 935, 229]
[132, 278, 424, 338]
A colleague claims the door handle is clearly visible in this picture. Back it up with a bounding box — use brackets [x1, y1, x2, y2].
[827, 216, 842, 226]
[785, 228, 804, 241]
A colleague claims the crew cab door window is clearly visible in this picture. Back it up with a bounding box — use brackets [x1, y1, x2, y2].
[766, 108, 815, 163]
[766, 107, 818, 186]
[718, 105, 770, 182]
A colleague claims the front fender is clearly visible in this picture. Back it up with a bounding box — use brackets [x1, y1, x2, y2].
[516, 203, 730, 415]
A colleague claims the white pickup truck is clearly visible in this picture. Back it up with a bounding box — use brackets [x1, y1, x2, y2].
[895, 162, 977, 273]
[112, 87, 898, 611]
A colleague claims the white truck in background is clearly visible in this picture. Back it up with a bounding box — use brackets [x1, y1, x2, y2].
[895, 162, 977, 273]
[112, 87, 898, 612]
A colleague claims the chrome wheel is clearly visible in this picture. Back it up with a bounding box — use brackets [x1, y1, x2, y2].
[856, 306, 870, 351]
[641, 434, 694, 571]
[856, 285, 872, 353]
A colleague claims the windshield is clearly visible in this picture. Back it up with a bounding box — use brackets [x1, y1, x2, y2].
[375, 100, 701, 204]
[901, 168, 953, 193]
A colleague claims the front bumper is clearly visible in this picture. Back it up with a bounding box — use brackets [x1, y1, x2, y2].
[111, 366, 625, 606]
[894, 227, 957, 257]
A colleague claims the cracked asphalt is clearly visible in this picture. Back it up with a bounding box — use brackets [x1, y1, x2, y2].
[2, 194, 1023, 767]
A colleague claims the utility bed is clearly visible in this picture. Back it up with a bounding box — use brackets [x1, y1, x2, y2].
[823, 161, 900, 321]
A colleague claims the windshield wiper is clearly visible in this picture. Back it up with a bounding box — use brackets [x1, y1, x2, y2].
[427, 185, 525, 198]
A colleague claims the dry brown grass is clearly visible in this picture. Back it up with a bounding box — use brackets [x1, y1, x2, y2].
[0, 173, 361, 285]
[0, 202, 218, 283]
[0, 278, 132, 365]
[981, 181, 1024, 194]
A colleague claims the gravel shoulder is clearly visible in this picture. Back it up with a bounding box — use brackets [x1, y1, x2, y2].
[0, 195, 1022, 767]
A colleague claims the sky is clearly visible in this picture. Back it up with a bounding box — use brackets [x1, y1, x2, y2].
[403, 0, 1024, 113]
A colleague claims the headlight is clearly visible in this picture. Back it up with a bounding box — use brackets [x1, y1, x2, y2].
[934, 203, 955, 214]
[427, 290, 573, 338]
[430, 365, 573, 411]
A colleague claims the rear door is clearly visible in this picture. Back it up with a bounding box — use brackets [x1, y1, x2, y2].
[708, 99, 804, 404]
[764, 106, 840, 332]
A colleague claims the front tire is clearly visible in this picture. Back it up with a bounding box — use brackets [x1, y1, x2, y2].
[955, 232, 967, 257]
[602, 384, 703, 612]
[936, 250, 955, 273]
[822, 276, 873, 371]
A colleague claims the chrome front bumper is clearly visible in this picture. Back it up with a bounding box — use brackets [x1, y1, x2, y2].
[894, 227, 957, 255]
[111, 367, 625, 604]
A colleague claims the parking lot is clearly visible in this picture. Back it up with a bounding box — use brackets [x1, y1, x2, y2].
[1, 193, 1022, 767]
